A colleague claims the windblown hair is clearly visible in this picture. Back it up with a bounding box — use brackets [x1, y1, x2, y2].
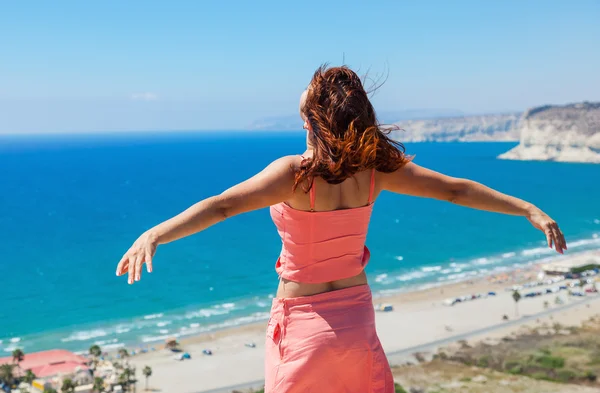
[295, 65, 411, 190]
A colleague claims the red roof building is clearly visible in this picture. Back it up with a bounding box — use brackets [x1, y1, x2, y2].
[0, 349, 89, 378]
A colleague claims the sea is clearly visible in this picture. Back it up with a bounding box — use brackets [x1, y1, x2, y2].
[1, 131, 599, 355]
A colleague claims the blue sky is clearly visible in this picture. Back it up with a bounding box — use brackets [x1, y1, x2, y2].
[1, 0, 599, 134]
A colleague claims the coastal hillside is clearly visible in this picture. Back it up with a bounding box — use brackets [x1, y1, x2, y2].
[499, 102, 600, 163]
[391, 113, 521, 142]
[248, 112, 521, 143]
[246, 109, 466, 131]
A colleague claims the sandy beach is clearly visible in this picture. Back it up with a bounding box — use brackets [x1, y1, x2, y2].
[124, 250, 600, 393]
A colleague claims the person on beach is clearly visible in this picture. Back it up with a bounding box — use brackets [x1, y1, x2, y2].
[116, 65, 567, 393]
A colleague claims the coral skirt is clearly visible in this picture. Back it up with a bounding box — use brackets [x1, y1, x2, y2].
[264, 284, 393, 392]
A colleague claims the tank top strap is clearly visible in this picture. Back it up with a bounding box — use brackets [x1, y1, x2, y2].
[368, 168, 375, 205]
[309, 180, 316, 211]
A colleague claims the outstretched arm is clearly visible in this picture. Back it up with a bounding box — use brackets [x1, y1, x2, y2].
[380, 162, 567, 253]
[116, 156, 297, 284]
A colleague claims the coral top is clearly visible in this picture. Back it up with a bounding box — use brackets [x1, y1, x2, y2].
[269, 168, 375, 283]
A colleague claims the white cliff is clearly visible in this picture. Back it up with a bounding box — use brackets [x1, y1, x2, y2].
[498, 102, 600, 163]
[391, 114, 520, 142]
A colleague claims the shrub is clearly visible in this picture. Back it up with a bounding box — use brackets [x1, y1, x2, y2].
[394, 383, 407, 393]
[477, 355, 490, 368]
[531, 372, 551, 381]
[504, 360, 521, 371]
[508, 365, 523, 374]
[584, 370, 597, 382]
[556, 369, 577, 382]
[535, 354, 565, 369]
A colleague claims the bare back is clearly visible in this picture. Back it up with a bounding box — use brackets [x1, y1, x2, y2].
[276, 154, 378, 298]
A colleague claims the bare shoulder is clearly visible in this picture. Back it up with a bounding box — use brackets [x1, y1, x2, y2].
[262, 155, 302, 177]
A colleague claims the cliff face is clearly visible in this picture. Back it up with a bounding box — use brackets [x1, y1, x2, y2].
[498, 102, 600, 163]
[392, 114, 521, 142]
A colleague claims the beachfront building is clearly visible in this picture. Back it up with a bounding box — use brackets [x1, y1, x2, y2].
[0, 349, 92, 392]
[542, 253, 600, 276]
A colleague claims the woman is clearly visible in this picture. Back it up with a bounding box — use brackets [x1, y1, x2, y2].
[116, 66, 566, 392]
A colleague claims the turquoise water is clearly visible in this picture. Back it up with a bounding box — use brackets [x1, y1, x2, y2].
[1, 131, 599, 354]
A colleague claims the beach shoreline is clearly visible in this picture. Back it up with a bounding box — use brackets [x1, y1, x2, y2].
[118, 249, 600, 393]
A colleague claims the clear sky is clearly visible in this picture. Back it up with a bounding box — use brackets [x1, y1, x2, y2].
[1, 0, 599, 134]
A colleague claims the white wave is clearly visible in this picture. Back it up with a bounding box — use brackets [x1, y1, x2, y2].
[101, 342, 125, 350]
[189, 323, 200, 328]
[159, 329, 169, 334]
[116, 327, 131, 334]
[94, 338, 118, 346]
[395, 256, 404, 261]
[156, 321, 172, 327]
[472, 257, 496, 266]
[184, 308, 230, 319]
[421, 266, 442, 272]
[141, 333, 180, 343]
[502, 252, 516, 258]
[220, 303, 236, 310]
[449, 262, 469, 269]
[0, 340, 2, 345]
[594, 234, 599, 239]
[440, 269, 452, 274]
[568, 237, 600, 248]
[396, 271, 427, 282]
[375, 273, 388, 283]
[256, 301, 268, 307]
[521, 245, 557, 256]
[594, 219, 599, 224]
[61, 330, 107, 342]
[4, 346, 18, 352]
[9, 337, 20, 343]
[447, 272, 469, 281]
[143, 313, 164, 320]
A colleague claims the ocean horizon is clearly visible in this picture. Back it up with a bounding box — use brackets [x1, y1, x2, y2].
[2, 131, 599, 354]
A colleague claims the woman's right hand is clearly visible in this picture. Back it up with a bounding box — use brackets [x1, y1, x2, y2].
[116, 231, 158, 284]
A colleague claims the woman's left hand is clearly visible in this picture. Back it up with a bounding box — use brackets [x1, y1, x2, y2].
[116, 231, 158, 284]
[526, 208, 567, 254]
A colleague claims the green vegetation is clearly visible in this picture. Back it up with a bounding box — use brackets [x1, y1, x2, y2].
[143, 365, 152, 391]
[24, 369, 37, 384]
[0, 363, 16, 386]
[61, 377, 75, 393]
[93, 376, 105, 393]
[512, 290, 521, 317]
[394, 382, 407, 393]
[12, 348, 24, 365]
[447, 315, 600, 385]
[89, 344, 102, 358]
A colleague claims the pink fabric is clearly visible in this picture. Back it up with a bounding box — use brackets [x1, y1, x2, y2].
[264, 285, 393, 393]
[269, 169, 376, 283]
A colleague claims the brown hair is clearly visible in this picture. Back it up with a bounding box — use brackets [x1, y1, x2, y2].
[294, 65, 411, 190]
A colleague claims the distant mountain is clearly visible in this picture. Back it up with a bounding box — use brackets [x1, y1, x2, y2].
[247, 109, 524, 143]
[246, 109, 465, 131]
[498, 102, 600, 163]
[377, 109, 466, 123]
[392, 113, 521, 142]
[246, 115, 303, 131]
